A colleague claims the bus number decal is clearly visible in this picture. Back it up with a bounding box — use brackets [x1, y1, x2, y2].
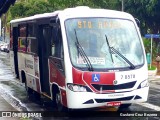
[121, 74, 135, 80]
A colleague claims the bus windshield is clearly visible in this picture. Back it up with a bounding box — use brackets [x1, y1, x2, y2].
[65, 18, 144, 70]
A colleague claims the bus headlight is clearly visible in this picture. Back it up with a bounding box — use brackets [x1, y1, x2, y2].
[67, 83, 91, 92]
[138, 80, 149, 89]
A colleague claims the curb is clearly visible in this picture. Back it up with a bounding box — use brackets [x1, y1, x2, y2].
[0, 93, 17, 111]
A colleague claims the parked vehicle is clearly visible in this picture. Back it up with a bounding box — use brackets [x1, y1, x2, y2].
[0, 42, 9, 53]
[0, 42, 5, 51]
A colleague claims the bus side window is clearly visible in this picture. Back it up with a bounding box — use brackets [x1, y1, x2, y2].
[51, 27, 56, 56]
[28, 23, 36, 37]
[57, 27, 64, 59]
[27, 23, 38, 54]
[19, 24, 26, 37]
[51, 25, 63, 59]
[28, 38, 38, 54]
[18, 24, 27, 52]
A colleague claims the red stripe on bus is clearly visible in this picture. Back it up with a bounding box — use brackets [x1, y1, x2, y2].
[72, 67, 115, 92]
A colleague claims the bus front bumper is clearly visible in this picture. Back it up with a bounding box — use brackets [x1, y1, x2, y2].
[66, 86, 149, 109]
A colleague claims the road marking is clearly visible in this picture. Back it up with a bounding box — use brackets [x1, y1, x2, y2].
[136, 102, 160, 111]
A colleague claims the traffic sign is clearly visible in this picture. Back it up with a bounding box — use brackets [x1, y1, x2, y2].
[145, 34, 160, 38]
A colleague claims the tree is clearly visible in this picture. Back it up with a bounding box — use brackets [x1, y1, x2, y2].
[47, 0, 121, 10]
[8, 0, 160, 39]
[10, 2, 26, 18]
[125, 0, 160, 35]
[9, 0, 53, 19]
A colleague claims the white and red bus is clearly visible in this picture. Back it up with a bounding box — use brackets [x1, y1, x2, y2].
[10, 6, 149, 111]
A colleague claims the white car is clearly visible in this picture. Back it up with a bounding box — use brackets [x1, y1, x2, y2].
[0, 42, 5, 51]
[0, 43, 9, 52]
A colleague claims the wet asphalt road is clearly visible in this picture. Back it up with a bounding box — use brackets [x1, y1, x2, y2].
[0, 52, 160, 120]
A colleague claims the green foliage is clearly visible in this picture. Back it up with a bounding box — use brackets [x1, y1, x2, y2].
[148, 65, 156, 70]
[143, 37, 157, 59]
[4, 0, 160, 42]
[10, 2, 25, 18]
[9, 0, 53, 19]
[47, 0, 120, 10]
[7, 0, 121, 22]
[125, 0, 160, 35]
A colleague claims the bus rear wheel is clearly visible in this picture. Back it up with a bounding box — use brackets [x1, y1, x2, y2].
[25, 82, 33, 97]
[22, 72, 33, 97]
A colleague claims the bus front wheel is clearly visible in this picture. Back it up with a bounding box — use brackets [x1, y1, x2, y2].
[55, 91, 65, 111]
[53, 89, 66, 111]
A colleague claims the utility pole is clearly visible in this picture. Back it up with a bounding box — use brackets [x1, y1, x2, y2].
[3, 14, 6, 42]
[121, 0, 124, 11]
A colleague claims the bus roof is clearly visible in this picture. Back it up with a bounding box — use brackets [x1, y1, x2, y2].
[10, 10, 61, 24]
[10, 6, 134, 24]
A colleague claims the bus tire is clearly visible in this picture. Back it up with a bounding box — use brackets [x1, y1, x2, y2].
[56, 91, 63, 111]
[25, 82, 33, 96]
[54, 90, 66, 111]
[22, 73, 33, 97]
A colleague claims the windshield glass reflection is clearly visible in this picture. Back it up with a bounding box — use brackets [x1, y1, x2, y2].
[65, 18, 144, 69]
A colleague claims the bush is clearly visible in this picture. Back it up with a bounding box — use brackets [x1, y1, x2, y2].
[148, 65, 156, 70]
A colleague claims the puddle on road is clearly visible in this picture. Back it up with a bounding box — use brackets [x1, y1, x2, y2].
[0, 80, 53, 112]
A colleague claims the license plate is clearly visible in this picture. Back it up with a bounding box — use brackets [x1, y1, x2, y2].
[107, 102, 121, 106]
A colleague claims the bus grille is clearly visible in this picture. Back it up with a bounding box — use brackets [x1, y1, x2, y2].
[91, 81, 136, 91]
[95, 96, 134, 103]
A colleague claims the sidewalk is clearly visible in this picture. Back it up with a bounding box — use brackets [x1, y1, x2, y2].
[0, 94, 17, 111]
[0, 93, 19, 120]
[148, 61, 160, 82]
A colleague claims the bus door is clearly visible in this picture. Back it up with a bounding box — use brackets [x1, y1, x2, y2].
[13, 27, 19, 78]
[38, 25, 52, 96]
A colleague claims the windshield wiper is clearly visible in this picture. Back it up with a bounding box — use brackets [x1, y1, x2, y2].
[105, 35, 114, 63]
[74, 29, 94, 71]
[105, 34, 135, 69]
[111, 47, 135, 69]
